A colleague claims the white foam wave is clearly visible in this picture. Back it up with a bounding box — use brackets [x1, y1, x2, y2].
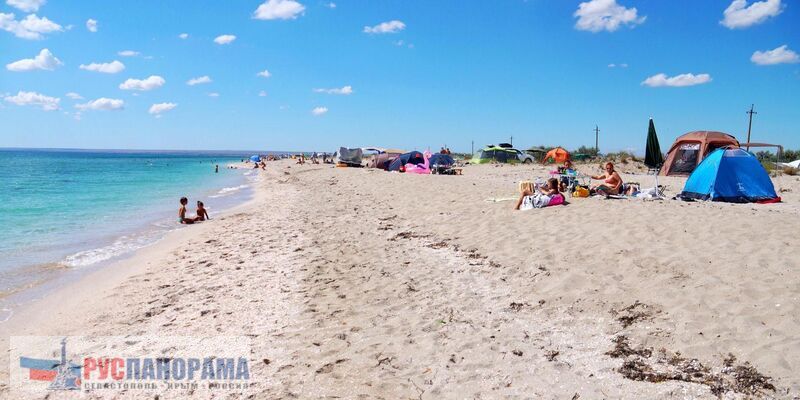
[209, 184, 249, 198]
[61, 230, 164, 268]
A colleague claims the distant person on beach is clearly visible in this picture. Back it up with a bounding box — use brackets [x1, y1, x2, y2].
[591, 162, 622, 195]
[178, 197, 194, 224]
[215, 164, 219, 173]
[195, 201, 210, 221]
[515, 178, 562, 210]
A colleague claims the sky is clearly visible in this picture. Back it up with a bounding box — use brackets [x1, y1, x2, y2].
[0, 0, 798, 154]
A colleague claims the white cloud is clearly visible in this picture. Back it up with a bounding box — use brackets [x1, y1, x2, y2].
[3, 90, 59, 110]
[213, 34, 236, 45]
[751, 45, 799, 65]
[607, 63, 628, 68]
[642, 73, 712, 87]
[86, 18, 97, 32]
[258, 90, 267, 97]
[208, 92, 220, 97]
[75, 97, 124, 111]
[311, 106, 328, 116]
[79, 60, 125, 74]
[0, 13, 63, 39]
[187, 75, 212, 85]
[6, 48, 62, 71]
[149, 102, 177, 116]
[65, 92, 83, 100]
[6, 0, 46, 12]
[253, 0, 305, 20]
[313, 85, 353, 95]
[119, 75, 165, 91]
[721, 0, 782, 29]
[326, 2, 336, 8]
[117, 50, 139, 57]
[256, 69, 271, 78]
[178, 33, 188, 39]
[363, 20, 405, 34]
[574, 0, 645, 32]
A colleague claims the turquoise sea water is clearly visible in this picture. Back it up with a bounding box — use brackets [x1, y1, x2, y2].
[0, 149, 256, 303]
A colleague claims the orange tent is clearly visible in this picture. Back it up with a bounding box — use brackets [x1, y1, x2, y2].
[542, 147, 570, 163]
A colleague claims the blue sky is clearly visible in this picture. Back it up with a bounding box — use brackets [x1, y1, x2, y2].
[1, 0, 798, 153]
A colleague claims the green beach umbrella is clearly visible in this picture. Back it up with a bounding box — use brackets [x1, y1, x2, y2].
[644, 118, 664, 169]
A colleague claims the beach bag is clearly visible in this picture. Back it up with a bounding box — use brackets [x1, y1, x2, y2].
[573, 186, 589, 198]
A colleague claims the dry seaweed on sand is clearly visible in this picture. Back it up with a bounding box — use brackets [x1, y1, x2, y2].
[607, 336, 776, 398]
[611, 300, 657, 328]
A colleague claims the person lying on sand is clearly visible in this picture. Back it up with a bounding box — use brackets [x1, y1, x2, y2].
[195, 201, 210, 221]
[591, 162, 622, 195]
[178, 197, 194, 224]
[515, 178, 562, 210]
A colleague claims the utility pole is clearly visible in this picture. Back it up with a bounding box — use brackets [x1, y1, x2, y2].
[471, 140, 474, 155]
[594, 125, 600, 155]
[746, 104, 757, 151]
[510, 136, 513, 146]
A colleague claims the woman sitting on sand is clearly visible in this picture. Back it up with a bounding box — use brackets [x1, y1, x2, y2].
[591, 162, 622, 195]
[515, 178, 563, 210]
[195, 201, 210, 221]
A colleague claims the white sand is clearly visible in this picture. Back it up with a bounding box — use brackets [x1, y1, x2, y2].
[1, 160, 799, 399]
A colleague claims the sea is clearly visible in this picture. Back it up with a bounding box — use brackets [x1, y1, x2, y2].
[0, 148, 263, 320]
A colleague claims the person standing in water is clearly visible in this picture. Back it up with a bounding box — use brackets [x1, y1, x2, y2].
[215, 164, 219, 173]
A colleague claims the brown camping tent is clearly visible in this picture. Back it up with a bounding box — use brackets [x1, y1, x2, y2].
[660, 131, 740, 176]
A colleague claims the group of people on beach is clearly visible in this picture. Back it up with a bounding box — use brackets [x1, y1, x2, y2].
[178, 197, 210, 224]
[514, 161, 627, 210]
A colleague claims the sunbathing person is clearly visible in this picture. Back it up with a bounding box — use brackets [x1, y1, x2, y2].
[178, 197, 194, 224]
[515, 178, 562, 210]
[591, 162, 622, 195]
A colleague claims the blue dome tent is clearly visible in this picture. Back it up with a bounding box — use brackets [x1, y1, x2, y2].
[680, 148, 779, 203]
[250, 155, 261, 162]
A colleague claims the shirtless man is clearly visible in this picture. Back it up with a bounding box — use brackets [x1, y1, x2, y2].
[591, 162, 622, 195]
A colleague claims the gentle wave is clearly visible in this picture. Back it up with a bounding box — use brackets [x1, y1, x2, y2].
[61, 228, 168, 268]
[209, 184, 249, 198]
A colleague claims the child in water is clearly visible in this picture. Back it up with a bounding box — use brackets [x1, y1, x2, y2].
[195, 201, 210, 221]
[178, 197, 193, 224]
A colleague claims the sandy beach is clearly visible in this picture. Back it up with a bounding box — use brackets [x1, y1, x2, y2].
[2, 159, 799, 399]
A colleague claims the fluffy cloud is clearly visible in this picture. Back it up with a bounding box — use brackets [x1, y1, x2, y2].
[326, 2, 336, 8]
[3, 90, 59, 110]
[721, 0, 782, 29]
[178, 33, 189, 39]
[86, 18, 97, 32]
[6, 0, 46, 12]
[608, 63, 628, 68]
[256, 69, 271, 78]
[117, 50, 139, 57]
[574, 0, 645, 32]
[119, 75, 165, 91]
[642, 73, 712, 87]
[148, 102, 177, 116]
[751, 45, 799, 65]
[75, 97, 124, 111]
[258, 90, 267, 97]
[0, 13, 62, 39]
[208, 92, 220, 97]
[253, 0, 305, 20]
[79, 60, 125, 74]
[313, 85, 353, 95]
[311, 106, 328, 116]
[213, 34, 236, 45]
[65, 92, 83, 100]
[363, 20, 405, 34]
[187, 75, 212, 85]
[6, 48, 62, 71]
